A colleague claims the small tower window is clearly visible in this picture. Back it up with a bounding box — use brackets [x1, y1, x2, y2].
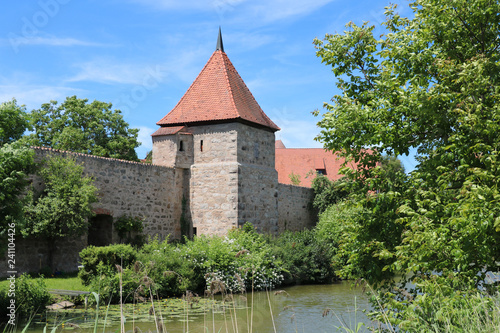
[179, 140, 184, 151]
[200, 140, 204, 152]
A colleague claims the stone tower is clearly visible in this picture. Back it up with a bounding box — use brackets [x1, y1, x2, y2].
[152, 29, 280, 236]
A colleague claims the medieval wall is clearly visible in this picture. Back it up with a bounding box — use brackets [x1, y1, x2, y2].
[277, 183, 316, 232]
[33, 147, 184, 239]
[0, 147, 185, 276]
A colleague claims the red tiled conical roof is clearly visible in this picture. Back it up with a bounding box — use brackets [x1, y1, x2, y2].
[156, 49, 280, 132]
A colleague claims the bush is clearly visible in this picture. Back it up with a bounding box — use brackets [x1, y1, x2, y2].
[311, 175, 351, 213]
[268, 230, 337, 285]
[0, 274, 51, 320]
[183, 225, 284, 293]
[78, 244, 137, 285]
[114, 215, 145, 246]
[370, 275, 500, 332]
[137, 237, 203, 296]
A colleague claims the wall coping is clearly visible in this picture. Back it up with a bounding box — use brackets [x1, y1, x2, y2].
[32, 146, 174, 170]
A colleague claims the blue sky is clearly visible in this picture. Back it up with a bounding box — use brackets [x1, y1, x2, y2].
[0, 0, 417, 171]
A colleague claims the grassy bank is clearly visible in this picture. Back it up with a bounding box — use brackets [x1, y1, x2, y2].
[0, 273, 88, 291]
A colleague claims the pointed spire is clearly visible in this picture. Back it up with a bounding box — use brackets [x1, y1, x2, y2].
[216, 26, 224, 52]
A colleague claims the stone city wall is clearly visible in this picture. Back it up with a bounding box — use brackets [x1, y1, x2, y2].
[277, 183, 316, 232]
[33, 147, 185, 240]
[0, 147, 184, 276]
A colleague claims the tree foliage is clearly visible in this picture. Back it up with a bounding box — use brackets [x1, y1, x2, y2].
[311, 175, 351, 213]
[28, 96, 140, 161]
[0, 99, 30, 146]
[0, 99, 34, 243]
[314, 0, 500, 296]
[0, 143, 34, 238]
[22, 155, 98, 240]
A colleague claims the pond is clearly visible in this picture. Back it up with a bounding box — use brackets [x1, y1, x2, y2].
[29, 282, 374, 333]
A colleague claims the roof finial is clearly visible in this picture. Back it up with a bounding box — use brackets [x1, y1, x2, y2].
[216, 26, 224, 52]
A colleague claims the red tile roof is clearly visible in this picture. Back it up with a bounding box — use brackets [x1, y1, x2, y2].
[156, 50, 280, 132]
[151, 126, 189, 137]
[275, 146, 357, 187]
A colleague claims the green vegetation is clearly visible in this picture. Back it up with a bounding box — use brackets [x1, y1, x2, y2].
[21, 155, 98, 270]
[76, 224, 338, 305]
[313, 0, 500, 330]
[0, 273, 87, 291]
[0, 99, 30, 146]
[0, 100, 35, 247]
[0, 274, 51, 320]
[27, 95, 140, 161]
[268, 229, 336, 285]
[0, 143, 34, 247]
[114, 215, 145, 246]
[288, 171, 301, 186]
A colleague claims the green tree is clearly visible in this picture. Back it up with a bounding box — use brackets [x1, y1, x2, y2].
[0, 99, 34, 244]
[29, 96, 140, 161]
[0, 99, 30, 146]
[314, 0, 500, 323]
[22, 155, 98, 269]
[311, 175, 351, 213]
[0, 143, 34, 243]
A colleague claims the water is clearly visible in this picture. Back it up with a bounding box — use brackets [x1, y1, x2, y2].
[28, 282, 373, 333]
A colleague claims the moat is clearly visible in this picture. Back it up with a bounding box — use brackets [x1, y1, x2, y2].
[31, 283, 373, 333]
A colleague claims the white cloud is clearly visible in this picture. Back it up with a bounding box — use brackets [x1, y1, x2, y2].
[135, 126, 156, 159]
[1, 35, 109, 49]
[245, 0, 335, 23]
[131, 0, 336, 24]
[270, 106, 322, 149]
[129, 0, 211, 10]
[225, 31, 278, 51]
[67, 59, 151, 85]
[67, 46, 205, 86]
[136, 126, 155, 150]
[0, 85, 81, 110]
[274, 118, 323, 149]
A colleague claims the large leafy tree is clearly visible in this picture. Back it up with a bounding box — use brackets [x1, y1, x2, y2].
[0, 99, 30, 146]
[0, 100, 34, 242]
[314, 0, 500, 294]
[22, 155, 98, 269]
[29, 96, 140, 161]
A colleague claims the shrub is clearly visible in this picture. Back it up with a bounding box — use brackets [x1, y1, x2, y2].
[114, 215, 145, 246]
[182, 225, 284, 293]
[311, 175, 351, 213]
[370, 275, 500, 332]
[268, 230, 337, 285]
[0, 274, 51, 319]
[79, 224, 303, 302]
[78, 244, 137, 285]
[137, 237, 203, 296]
[88, 267, 138, 304]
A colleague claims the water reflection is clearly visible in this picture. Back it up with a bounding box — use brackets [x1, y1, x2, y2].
[34, 282, 373, 333]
